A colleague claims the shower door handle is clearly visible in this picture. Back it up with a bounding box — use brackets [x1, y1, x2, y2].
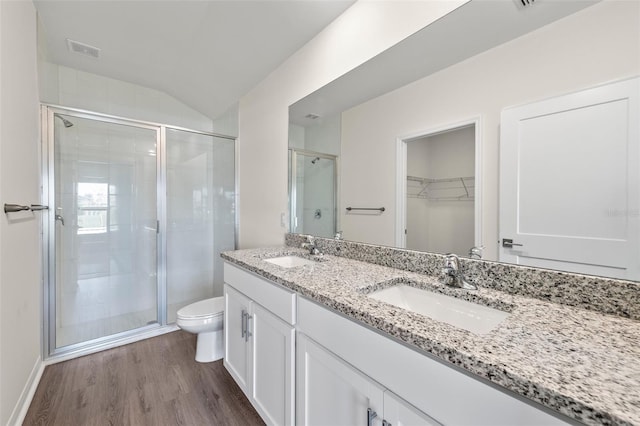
[55, 214, 65, 226]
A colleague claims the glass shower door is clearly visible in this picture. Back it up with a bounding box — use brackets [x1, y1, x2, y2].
[53, 113, 158, 349]
[165, 129, 235, 322]
[289, 150, 337, 238]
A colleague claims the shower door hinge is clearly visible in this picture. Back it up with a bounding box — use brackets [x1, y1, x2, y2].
[156, 220, 160, 234]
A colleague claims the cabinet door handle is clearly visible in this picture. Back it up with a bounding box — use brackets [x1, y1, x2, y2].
[245, 314, 253, 342]
[241, 310, 246, 338]
[367, 408, 377, 426]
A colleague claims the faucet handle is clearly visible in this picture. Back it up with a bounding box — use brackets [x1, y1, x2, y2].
[444, 253, 460, 271]
[468, 246, 484, 259]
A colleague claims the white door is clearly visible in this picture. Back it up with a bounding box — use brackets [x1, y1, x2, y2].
[296, 334, 384, 426]
[223, 284, 251, 395]
[251, 303, 295, 426]
[383, 391, 441, 426]
[499, 78, 639, 279]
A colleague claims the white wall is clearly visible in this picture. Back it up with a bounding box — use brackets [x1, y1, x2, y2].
[0, 1, 43, 424]
[288, 124, 305, 150]
[237, 0, 468, 248]
[305, 114, 341, 156]
[212, 102, 239, 137]
[39, 62, 215, 132]
[341, 0, 640, 260]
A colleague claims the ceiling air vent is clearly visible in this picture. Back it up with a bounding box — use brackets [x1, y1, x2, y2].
[305, 113, 320, 120]
[514, 0, 535, 8]
[66, 39, 100, 59]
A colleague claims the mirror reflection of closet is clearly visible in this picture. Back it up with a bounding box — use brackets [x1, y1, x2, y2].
[405, 125, 475, 256]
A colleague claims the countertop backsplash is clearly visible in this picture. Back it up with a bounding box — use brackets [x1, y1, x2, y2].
[285, 233, 640, 320]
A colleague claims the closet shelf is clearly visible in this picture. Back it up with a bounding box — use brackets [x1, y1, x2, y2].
[407, 175, 474, 201]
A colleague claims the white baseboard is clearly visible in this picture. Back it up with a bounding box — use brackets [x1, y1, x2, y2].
[7, 356, 44, 426]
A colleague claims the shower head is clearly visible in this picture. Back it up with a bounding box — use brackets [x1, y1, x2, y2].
[311, 157, 320, 164]
[55, 114, 74, 128]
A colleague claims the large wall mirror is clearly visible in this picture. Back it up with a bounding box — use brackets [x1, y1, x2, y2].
[288, 0, 640, 281]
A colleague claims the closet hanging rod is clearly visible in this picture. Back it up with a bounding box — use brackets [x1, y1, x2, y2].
[4, 204, 49, 214]
[346, 207, 385, 212]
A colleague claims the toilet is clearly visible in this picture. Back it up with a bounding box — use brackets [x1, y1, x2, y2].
[176, 297, 224, 363]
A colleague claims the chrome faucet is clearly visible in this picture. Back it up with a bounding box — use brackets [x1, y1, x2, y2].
[334, 230, 343, 240]
[468, 246, 484, 259]
[301, 236, 321, 255]
[442, 253, 477, 290]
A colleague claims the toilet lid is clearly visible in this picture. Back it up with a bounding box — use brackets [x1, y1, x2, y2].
[177, 297, 224, 319]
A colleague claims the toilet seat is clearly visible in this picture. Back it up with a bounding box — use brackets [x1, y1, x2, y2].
[177, 297, 224, 320]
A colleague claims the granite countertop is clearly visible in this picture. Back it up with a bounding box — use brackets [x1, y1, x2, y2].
[221, 247, 640, 426]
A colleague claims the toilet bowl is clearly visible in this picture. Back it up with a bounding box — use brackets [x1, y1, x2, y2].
[176, 297, 224, 363]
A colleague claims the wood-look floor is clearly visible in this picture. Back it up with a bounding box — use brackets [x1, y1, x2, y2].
[24, 331, 265, 426]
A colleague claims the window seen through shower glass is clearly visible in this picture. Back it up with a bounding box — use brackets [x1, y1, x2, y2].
[166, 129, 235, 323]
[77, 182, 108, 234]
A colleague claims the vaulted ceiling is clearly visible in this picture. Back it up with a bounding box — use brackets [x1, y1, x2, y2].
[34, 0, 355, 119]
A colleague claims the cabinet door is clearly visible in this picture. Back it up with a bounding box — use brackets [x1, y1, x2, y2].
[297, 334, 384, 426]
[223, 284, 252, 395]
[251, 303, 295, 426]
[383, 391, 441, 426]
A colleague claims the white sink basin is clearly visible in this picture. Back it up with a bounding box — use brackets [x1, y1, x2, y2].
[368, 285, 509, 335]
[264, 255, 317, 268]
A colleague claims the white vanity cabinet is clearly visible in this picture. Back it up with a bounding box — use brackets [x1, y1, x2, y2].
[224, 285, 252, 391]
[223, 263, 296, 426]
[297, 296, 570, 426]
[223, 260, 572, 425]
[297, 333, 439, 426]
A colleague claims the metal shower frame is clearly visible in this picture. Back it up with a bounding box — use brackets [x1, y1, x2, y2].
[288, 148, 339, 237]
[40, 104, 238, 361]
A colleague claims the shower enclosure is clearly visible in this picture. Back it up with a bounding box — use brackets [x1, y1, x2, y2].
[289, 149, 337, 238]
[42, 106, 236, 357]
